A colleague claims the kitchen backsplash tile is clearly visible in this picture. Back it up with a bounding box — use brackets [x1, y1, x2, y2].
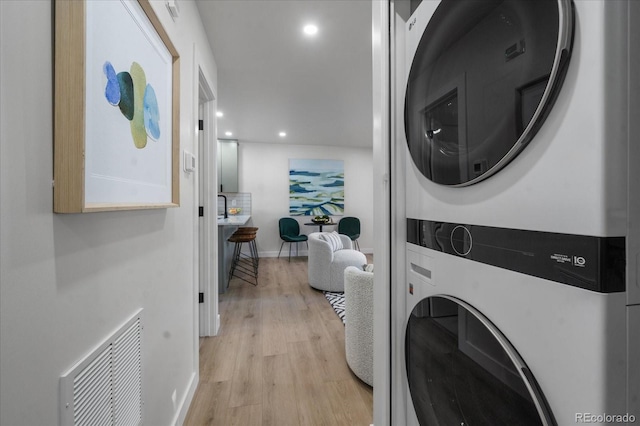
[218, 192, 251, 216]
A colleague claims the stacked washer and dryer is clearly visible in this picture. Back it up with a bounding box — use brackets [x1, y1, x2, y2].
[394, 0, 639, 425]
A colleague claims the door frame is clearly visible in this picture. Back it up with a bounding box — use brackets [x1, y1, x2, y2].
[194, 50, 219, 339]
[372, 1, 392, 425]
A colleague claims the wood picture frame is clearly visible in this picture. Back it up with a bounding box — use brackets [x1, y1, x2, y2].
[54, 0, 180, 213]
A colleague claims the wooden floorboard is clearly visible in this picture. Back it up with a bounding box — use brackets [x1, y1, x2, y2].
[185, 256, 373, 426]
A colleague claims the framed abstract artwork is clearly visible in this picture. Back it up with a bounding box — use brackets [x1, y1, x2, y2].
[289, 159, 344, 216]
[54, 0, 180, 213]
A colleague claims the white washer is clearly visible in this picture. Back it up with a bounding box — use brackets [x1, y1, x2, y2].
[396, 0, 639, 425]
[404, 242, 628, 425]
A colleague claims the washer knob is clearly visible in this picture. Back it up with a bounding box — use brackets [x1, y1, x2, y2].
[450, 225, 472, 256]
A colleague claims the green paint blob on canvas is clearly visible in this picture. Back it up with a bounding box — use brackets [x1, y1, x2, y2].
[129, 62, 148, 149]
[116, 72, 135, 120]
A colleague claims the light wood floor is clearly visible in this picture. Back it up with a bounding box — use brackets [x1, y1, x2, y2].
[184, 256, 373, 426]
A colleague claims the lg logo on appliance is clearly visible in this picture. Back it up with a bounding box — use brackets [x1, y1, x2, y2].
[573, 256, 586, 267]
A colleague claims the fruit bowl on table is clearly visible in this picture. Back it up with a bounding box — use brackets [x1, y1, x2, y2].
[312, 217, 330, 224]
[228, 207, 242, 215]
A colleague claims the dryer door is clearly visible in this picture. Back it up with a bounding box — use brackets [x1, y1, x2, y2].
[404, 0, 573, 186]
[406, 296, 555, 426]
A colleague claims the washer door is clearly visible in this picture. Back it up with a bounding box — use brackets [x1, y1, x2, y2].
[406, 296, 555, 425]
[405, 0, 573, 186]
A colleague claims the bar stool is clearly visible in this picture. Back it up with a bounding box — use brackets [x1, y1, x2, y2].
[233, 227, 259, 267]
[237, 227, 259, 266]
[228, 227, 259, 286]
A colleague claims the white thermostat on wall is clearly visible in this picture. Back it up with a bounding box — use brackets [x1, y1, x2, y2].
[166, 0, 179, 20]
[183, 151, 196, 173]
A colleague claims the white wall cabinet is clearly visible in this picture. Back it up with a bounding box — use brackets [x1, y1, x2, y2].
[217, 139, 238, 192]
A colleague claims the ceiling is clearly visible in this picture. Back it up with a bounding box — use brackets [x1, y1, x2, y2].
[195, 0, 373, 148]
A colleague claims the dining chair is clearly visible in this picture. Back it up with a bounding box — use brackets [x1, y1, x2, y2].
[338, 216, 361, 251]
[278, 217, 308, 261]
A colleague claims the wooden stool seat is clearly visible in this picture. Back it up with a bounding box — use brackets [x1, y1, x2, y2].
[234, 227, 259, 234]
[228, 233, 256, 243]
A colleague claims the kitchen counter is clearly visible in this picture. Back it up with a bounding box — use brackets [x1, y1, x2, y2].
[217, 214, 251, 226]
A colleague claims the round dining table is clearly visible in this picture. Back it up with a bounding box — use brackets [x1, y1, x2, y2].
[304, 221, 337, 232]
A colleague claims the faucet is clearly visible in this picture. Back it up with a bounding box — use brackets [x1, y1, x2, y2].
[218, 194, 228, 218]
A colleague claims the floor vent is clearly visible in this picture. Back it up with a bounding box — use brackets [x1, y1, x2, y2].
[60, 310, 143, 426]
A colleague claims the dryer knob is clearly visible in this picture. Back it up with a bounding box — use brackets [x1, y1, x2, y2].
[451, 225, 472, 256]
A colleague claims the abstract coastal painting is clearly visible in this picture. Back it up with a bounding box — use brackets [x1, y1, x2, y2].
[289, 159, 345, 216]
[53, 0, 180, 213]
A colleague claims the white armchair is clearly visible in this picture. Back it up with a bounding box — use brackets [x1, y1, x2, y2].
[344, 265, 373, 387]
[307, 232, 367, 292]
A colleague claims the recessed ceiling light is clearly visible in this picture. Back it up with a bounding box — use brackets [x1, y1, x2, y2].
[216, 111, 223, 117]
[225, 131, 232, 136]
[303, 24, 318, 36]
[279, 131, 287, 137]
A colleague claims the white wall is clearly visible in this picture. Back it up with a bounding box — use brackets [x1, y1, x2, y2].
[0, 1, 216, 425]
[237, 142, 374, 256]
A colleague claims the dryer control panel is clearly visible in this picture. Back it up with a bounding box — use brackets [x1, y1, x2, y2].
[407, 218, 625, 293]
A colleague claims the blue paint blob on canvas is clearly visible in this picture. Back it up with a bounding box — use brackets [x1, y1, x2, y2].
[103, 62, 120, 105]
[322, 179, 344, 188]
[143, 84, 160, 140]
[290, 183, 315, 194]
[290, 171, 321, 177]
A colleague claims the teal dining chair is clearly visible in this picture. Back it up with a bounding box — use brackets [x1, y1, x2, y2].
[278, 217, 308, 261]
[338, 216, 361, 251]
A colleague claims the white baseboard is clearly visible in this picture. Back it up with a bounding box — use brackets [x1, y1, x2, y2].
[257, 248, 373, 258]
[214, 314, 220, 335]
[173, 371, 198, 426]
[259, 249, 310, 258]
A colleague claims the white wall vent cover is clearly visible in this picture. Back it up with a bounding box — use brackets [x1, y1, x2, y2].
[60, 310, 143, 426]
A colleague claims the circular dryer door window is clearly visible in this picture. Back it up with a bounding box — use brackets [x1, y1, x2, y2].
[405, 296, 554, 425]
[405, 0, 573, 186]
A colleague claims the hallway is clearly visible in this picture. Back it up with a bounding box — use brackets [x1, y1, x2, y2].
[185, 256, 373, 425]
